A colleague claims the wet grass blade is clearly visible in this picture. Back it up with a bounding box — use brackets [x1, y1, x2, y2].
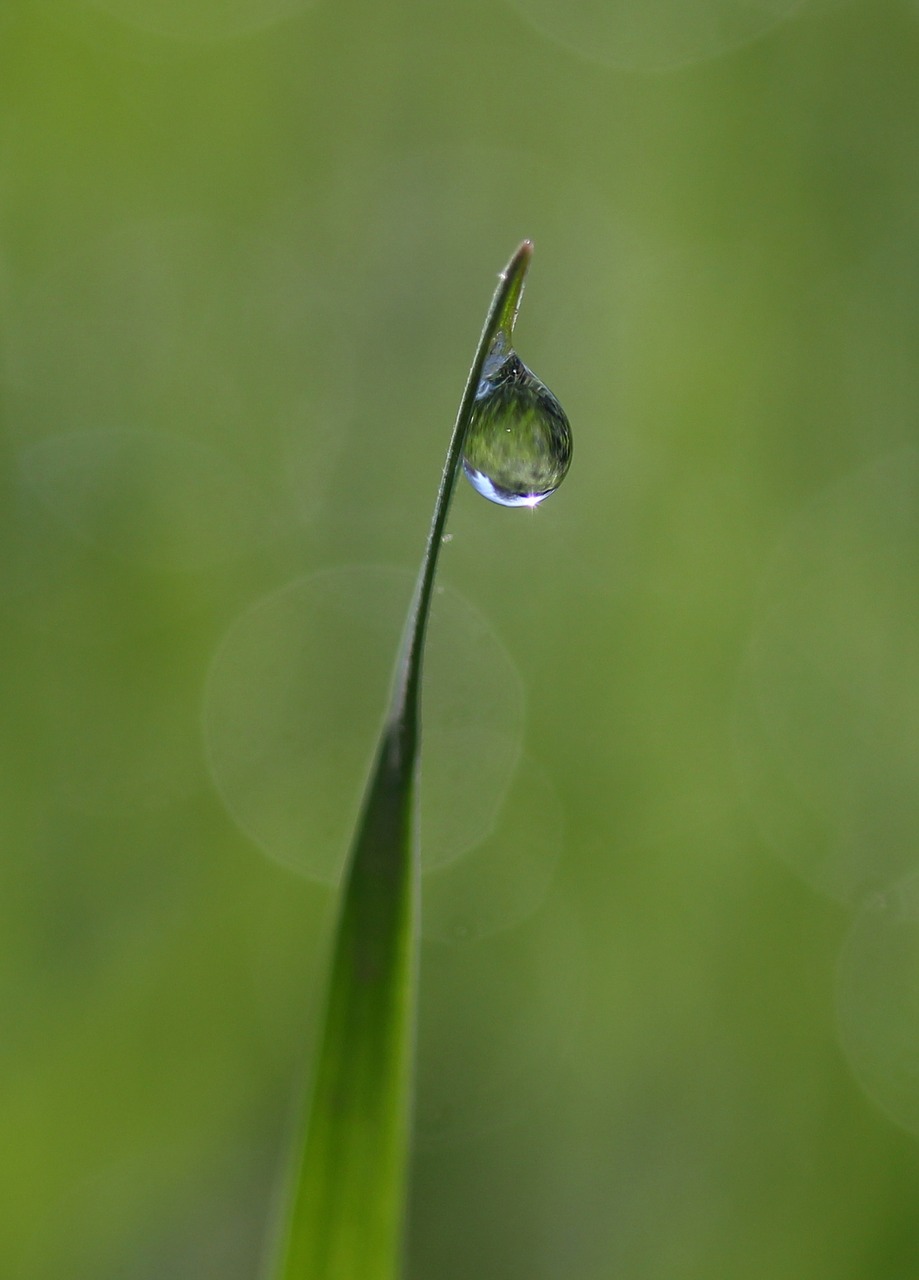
[270, 241, 533, 1280]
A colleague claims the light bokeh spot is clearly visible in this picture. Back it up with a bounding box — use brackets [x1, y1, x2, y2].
[203, 566, 526, 881]
[422, 754, 564, 943]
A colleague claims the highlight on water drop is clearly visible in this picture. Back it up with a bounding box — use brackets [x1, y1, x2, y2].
[462, 346, 572, 508]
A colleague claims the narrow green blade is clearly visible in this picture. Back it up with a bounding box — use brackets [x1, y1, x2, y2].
[273, 722, 418, 1279]
[270, 241, 533, 1280]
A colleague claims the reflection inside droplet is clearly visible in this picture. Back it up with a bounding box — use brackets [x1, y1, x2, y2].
[462, 347, 572, 508]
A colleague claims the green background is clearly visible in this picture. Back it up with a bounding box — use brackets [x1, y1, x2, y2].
[5, 0, 919, 1275]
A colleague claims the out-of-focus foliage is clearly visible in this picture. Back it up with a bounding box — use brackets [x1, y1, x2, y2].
[4, 1, 919, 1276]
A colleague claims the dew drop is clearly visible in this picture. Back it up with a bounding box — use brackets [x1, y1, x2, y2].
[462, 347, 572, 508]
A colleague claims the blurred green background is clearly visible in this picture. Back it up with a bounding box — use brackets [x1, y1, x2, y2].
[5, 0, 919, 1275]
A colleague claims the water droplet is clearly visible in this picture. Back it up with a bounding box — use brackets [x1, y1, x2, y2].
[462, 348, 572, 508]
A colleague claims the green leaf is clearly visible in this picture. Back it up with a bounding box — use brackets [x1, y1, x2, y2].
[269, 241, 533, 1280]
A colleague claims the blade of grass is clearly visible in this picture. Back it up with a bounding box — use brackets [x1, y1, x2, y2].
[270, 241, 534, 1280]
